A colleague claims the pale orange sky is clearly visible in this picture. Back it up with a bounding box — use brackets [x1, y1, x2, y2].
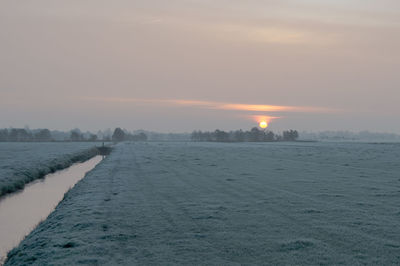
[0, 0, 399, 132]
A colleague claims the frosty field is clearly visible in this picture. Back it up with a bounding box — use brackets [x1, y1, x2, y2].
[6, 141, 400, 265]
[0, 143, 99, 197]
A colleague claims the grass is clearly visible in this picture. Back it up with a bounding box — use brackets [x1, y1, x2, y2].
[0, 147, 99, 198]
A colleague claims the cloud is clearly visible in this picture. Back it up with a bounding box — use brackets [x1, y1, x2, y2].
[87, 97, 334, 113]
[212, 24, 330, 45]
[247, 115, 282, 123]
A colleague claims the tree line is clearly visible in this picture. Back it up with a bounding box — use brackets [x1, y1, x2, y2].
[111, 128, 147, 142]
[0, 128, 53, 142]
[0, 127, 298, 142]
[0, 127, 147, 142]
[191, 128, 299, 142]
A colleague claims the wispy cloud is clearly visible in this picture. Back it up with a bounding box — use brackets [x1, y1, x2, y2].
[212, 23, 330, 45]
[247, 115, 282, 124]
[87, 97, 333, 113]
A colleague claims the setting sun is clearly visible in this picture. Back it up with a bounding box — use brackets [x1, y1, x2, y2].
[259, 121, 268, 129]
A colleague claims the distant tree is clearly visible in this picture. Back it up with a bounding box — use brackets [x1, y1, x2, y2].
[9, 128, 31, 142]
[233, 130, 245, 142]
[0, 129, 8, 141]
[89, 134, 98, 142]
[283, 130, 299, 141]
[249, 127, 263, 142]
[204, 131, 212, 141]
[137, 132, 147, 141]
[34, 129, 52, 141]
[191, 131, 200, 141]
[215, 130, 229, 142]
[103, 128, 113, 140]
[292, 130, 299, 140]
[264, 131, 275, 142]
[70, 130, 82, 141]
[189, 127, 298, 143]
[129, 132, 148, 141]
[96, 130, 103, 140]
[112, 128, 125, 142]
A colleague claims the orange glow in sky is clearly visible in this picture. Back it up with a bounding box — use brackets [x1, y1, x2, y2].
[91, 98, 329, 113]
[251, 115, 280, 124]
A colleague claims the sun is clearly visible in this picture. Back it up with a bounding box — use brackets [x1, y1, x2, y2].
[259, 121, 268, 129]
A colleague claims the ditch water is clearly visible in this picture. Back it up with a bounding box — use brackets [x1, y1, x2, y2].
[0, 156, 103, 264]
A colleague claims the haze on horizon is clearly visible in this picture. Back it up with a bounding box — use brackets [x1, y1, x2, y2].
[1, 0, 399, 133]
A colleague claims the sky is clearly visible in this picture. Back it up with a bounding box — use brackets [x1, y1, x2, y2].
[0, 0, 399, 133]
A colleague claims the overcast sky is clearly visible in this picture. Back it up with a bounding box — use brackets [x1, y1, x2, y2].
[1, 0, 399, 133]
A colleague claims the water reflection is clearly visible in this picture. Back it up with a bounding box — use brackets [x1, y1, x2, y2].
[0, 156, 102, 264]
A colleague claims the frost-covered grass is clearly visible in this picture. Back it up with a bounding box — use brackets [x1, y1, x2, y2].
[0, 143, 99, 197]
[6, 142, 400, 265]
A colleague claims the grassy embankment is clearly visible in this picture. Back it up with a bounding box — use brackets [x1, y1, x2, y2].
[0, 147, 100, 198]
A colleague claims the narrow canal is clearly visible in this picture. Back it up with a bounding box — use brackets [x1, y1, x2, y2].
[0, 156, 103, 264]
